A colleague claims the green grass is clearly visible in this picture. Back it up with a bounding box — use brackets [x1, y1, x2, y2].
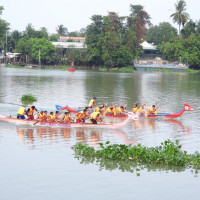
[5, 64, 24, 68]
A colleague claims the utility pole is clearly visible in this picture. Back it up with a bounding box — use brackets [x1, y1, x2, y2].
[38, 48, 41, 67]
[5, 31, 7, 64]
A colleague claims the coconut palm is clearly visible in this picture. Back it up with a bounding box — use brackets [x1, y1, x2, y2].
[170, 0, 190, 35]
[56, 25, 68, 36]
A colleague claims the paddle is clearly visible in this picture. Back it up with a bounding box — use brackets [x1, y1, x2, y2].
[33, 120, 40, 125]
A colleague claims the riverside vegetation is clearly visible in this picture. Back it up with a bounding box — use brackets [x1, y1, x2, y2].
[73, 140, 200, 173]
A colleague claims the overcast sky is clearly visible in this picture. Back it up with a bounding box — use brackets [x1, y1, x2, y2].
[1, 0, 200, 34]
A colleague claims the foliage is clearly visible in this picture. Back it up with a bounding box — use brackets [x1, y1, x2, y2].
[158, 34, 200, 68]
[21, 94, 37, 105]
[73, 140, 200, 169]
[146, 22, 177, 45]
[181, 20, 196, 38]
[30, 38, 56, 64]
[85, 5, 150, 68]
[16, 37, 56, 65]
[56, 24, 68, 36]
[0, 6, 10, 52]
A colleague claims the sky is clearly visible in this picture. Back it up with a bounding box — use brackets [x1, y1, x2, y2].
[1, 0, 200, 34]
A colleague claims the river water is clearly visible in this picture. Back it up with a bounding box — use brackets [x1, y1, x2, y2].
[0, 67, 200, 200]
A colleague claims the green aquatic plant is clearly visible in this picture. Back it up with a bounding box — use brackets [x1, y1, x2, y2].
[73, 140, 200, 169]
[21, 94, 37, 106]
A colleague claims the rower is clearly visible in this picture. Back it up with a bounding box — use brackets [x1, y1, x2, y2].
[47, 112, 55, 122]
[54, 111, 60, 122]
[132, 103, 138, 114]
[88, 97, 96, 110]
[76, 107, 89, 123]
[61, 111, 72, 123]
[95, 104, 106, 114]
[26, 105, 38, 120]
[148, 105, 158, 115]
[106, 106, 116, 115]
[90, 111, 102, 124]
[17, 106, 26, 119]
[37, 111, 44, 120]
[43, 111, 48, 121]
[138, 103, 146, 116]
[116, 106, 126, 114]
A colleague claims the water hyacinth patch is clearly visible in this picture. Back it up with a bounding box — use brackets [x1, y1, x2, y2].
[73, 140, 200, 169]
[21, 94, 37, 105]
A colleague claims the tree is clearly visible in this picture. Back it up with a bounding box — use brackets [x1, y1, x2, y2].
[25, 23, 35, 38]
[126, 4, 151, 55]
[56, 25, 68, 36]
[158, 34, 200, 69]
[30, 38, 56, 64]
[146, 22, 177, 45]
[0, 6, 10, 53]
[10, 30, 22, 49]
[49, 33, 59, 41]
[181, 20, 196, 38]
[40, 27, 48, 38]
[170, 0, 190, 35]
[128, 4, 151, 42]
[195, 20, 200, 36]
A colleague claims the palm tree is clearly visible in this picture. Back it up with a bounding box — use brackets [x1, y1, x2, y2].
[170, 0, 190, 35]
[56, 25, 68, 36]
[11, 30, 22, 49]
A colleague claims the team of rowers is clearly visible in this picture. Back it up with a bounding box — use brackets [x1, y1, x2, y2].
[16, 97, 159, 124]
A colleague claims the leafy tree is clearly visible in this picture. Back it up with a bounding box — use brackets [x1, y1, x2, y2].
[15, 37, 33, 62]
[146, 22, 177, 45]
[10, 30, 22, 49]
[39, 27, 48, 38]
[0, 6, 10, 52]
[49, 33, 59, 41]
[195, 20, 200, 36]
[128, 4, 151, 43]
[158, 34, 200, 68]
[181, 20, 196, 38]
[30, 38, 56, 64]
[24, 23, 35, 38]
[125, 4, 151, 56]
[170, 0, 190, 35]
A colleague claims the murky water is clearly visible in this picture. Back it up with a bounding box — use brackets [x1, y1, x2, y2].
[0, 67, 200, 200]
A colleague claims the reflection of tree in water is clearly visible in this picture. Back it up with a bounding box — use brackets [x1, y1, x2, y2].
[74, 155, 199, 177]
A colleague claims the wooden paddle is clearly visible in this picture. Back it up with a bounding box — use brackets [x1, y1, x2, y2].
[33, 120, 40, 125]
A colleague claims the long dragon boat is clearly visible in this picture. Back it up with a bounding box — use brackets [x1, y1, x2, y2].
[0, 114, 130, 129]
[55, 103, 193, 118]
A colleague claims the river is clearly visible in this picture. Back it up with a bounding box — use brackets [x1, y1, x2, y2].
[0, 67, 200, 200]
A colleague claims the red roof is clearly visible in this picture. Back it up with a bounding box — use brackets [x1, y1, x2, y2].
[60, 36, 85, 40]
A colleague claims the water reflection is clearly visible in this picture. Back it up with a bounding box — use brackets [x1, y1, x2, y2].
[164, 119, 192, 135]
[132, 118, 191, 135]
[74, 155, 199, 177]
[13, 127, 135, 147]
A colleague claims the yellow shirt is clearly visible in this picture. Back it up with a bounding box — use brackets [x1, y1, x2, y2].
[88, 99, 95, 107]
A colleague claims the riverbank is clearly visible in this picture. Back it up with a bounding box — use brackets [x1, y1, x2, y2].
[2, 64, 199, 73]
